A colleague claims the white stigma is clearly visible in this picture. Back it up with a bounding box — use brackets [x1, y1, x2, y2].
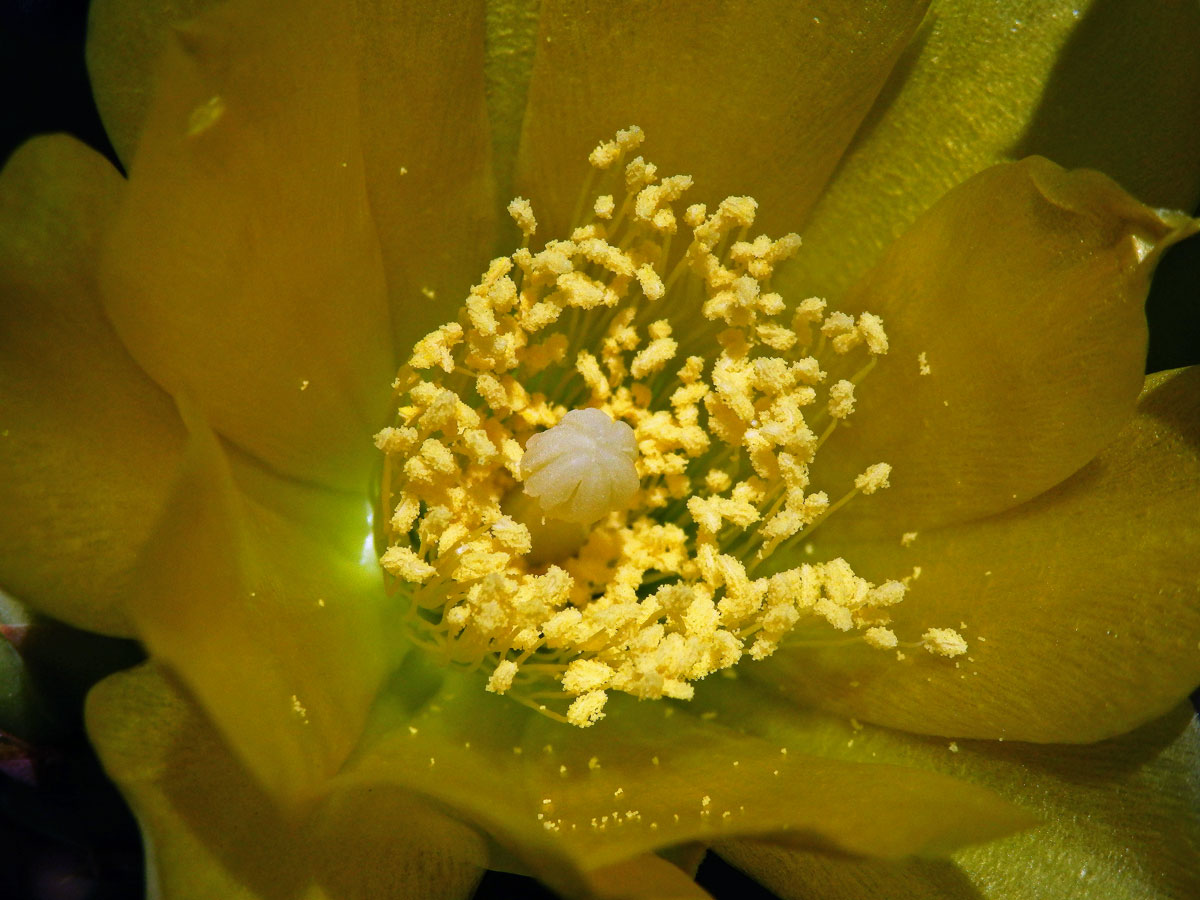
[521, 408, 639, 524]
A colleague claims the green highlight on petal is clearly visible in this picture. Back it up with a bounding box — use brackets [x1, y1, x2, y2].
[483, 0, 541, 208]
[86, 663, 486, 900]
[331, 659, 1034, 895]
[787, 0, 1200, 305]
[1012, 0, 1200, 212]
[121, 402, 388, 809]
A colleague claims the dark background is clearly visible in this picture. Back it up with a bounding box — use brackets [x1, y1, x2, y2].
[0, 2, 1196, 899]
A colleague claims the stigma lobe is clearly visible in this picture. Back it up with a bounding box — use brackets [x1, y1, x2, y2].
[521, 408, 639, 524]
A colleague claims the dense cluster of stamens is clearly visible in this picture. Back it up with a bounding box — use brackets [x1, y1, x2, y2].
[376, 127, 965, 727]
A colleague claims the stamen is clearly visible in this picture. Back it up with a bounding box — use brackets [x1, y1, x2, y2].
[375, 127, 966, 726]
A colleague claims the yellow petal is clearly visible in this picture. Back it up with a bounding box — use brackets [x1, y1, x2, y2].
[712, 699, 1200, 900]
[757, 367, 1200, 743]
[86, 0, 221, 166]
[0, 135, 183, 637]
[721, 842, 969, 900]
[98, 0, 394, 492]
[123, 407, 387, 807]
[785, 0, 1200, 303]
[334, 663, 1031, 895]
[810, 157, 1198, 538]
[89, 0, 500, 356]
[586, 855, 716, 900]
[515, 0, 929, 238]
[87, 663, 486, 900]
[354, 0, 501, 352]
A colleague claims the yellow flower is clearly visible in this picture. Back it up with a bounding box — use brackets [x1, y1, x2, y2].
[1, 1, 1198, 898]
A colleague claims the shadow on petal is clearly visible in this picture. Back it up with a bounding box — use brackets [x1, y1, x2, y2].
[756, 368, 1200, 743]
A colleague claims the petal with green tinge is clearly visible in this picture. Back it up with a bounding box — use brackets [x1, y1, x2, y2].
[705, 683, 1200, 900]
[86, 0, 220, 166]
[755, 367, 1200, 743]
[515, 0, 930, 239]
[784, 0, 1200, 304]
[353, 0, 501, 352]
[332, 659, 1032, 896]
[98, 0, 394, 493]
[807, 158, 1197, 538]
[0, 135, 183, 637]
[122, 407, 388, 808]
[87, 663, 486, 900]
[483, 0, 541, 205]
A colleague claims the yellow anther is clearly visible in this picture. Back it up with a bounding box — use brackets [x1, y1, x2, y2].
[578, 237, 635, 277]
[374, 426, 418, 455]
[567, 690, 609, 727]
[625, 156, 658, 189]
[589, 142, 621, 170]
[380, 546, 436, 583]
[756, 323, 797, 352]
[855, 463, 892, 495]
[588, 125, 644, 170]
[828, 379, 856, 419]
[635, 176, 693, 232]
[636, 264, 665, 301]
[923, 628, 969, 657]
[858, 312, 889, 355]
[594, 195, 616, 219]
[490, 516, 532, 554]
[562, 659, 615, 693]
[575, 350, 611, 400]
[487, 660, 519, 694]
[508, 197, 537, 239]
[864, 626, 898, 650]
[388, 494, 421, 533]
[630, 322, 678, 379]
[409, 322, 464, 372]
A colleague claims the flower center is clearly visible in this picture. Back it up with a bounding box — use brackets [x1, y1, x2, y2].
[521, 408, 639, 524]
[376, 127, 965, 727]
